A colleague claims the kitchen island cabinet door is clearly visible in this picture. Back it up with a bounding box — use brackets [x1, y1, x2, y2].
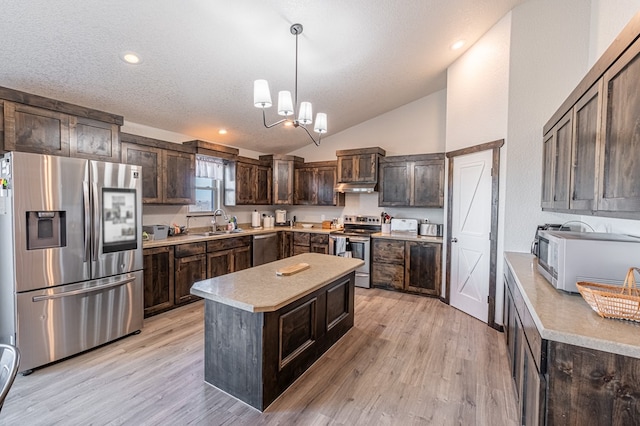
[404, 241, 441, 296]
[143, 246, 174, 317]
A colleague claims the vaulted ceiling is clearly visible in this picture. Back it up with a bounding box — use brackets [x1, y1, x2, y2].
[1, 0, 527, 153]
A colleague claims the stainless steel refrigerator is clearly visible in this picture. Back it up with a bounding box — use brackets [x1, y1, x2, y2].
[0, 151, 144, 373]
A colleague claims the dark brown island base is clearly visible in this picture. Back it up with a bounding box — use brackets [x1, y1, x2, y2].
[190, 253, 364, 411]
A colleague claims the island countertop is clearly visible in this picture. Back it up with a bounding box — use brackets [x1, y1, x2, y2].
[190, 253, 364, 313]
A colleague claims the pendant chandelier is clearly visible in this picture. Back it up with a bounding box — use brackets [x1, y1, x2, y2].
[253, 23, 327, 146]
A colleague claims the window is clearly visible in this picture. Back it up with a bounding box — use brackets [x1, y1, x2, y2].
[189, 155, 224, 213]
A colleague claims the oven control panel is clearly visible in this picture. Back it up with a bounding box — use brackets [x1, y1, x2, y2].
[343, 215, 381, 225]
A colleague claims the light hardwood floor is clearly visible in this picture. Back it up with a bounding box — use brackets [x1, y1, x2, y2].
[0, 288, 518, 425]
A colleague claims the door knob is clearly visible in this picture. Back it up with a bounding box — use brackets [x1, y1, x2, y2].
[451, 237, 458, 243]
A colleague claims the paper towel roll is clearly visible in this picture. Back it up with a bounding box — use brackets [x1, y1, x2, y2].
[251, 210, 261, 228]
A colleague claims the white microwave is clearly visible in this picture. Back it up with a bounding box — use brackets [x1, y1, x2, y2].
[537, 230, 640, 293]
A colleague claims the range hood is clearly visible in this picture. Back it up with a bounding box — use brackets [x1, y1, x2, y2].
[334, 182, 378, 193]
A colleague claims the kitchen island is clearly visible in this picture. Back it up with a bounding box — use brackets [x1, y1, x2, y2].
[190, 253, 364, 411]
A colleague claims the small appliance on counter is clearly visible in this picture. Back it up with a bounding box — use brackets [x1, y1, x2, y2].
[419, 220, 442, 236]
[531, 223, 567, 257]
[390, 218, 418, 234]
[275, 209, 287, 226]
[143, 225, 168, 240]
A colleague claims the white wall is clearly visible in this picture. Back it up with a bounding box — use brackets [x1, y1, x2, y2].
[504, 0, 592, 252]
[445, 12, 512, 324]
[589, 0, 640, 65]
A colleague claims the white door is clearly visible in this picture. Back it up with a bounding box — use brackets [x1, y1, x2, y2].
[450, 150, 492, 323]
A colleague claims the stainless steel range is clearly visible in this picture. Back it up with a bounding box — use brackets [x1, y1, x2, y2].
[329, 215, 381, 288]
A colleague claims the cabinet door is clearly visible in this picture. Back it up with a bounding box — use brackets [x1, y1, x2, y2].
[541, 131, 555, 209]
[232, 245, 252, 271]
[337, 155, 355, 183]
[293, 244, 310, 255]
[164, 150, 195, 204]
[279, 231, 293, 259]
[143, 247, 174, 317]
[3, 101, 71, 156]
[570, 81, 601, 211]
[599, 39, 640, 213]
[236, 162, 255, 204]
[522, 346, 545, 426]
[174, 254, 206, 304]
[255, 164, 272, 205]
[553, 111, 572, 210]
[310, 243, 329, 254]
[378, 161, 411, 206]
[273, 159, 294, 204]
[295, 167, 316, 205]
[413, 160, 444, 207]
[371, 263, 404, 290]
[121, 142, 162, 203]
[207, 249, 233, 278]
[404, 241, 441, 296]
[316, 166, 342, 206]
[70, 116, 120, 162]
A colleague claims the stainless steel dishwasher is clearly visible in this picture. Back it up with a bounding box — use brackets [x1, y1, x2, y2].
[253, 233, 279, 266]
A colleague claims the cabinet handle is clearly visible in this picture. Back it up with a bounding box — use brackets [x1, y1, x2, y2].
[451, 237, 458, 243]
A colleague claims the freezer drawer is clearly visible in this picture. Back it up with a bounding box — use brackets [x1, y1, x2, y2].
[16, 271, 143, 372]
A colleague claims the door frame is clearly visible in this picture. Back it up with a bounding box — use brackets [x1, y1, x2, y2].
[445, 139, 503, 330]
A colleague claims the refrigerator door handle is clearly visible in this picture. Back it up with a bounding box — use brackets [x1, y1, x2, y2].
[91, 182, 100, 262]
[32, 277, 136, 302]
[83, 180, 91, 262]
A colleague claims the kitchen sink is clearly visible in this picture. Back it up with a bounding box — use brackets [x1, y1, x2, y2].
[196, 229, 243, 236]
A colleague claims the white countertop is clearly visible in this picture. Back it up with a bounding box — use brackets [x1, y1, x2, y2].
[505, 252, 640, 359]
[190, 253, 364, 313]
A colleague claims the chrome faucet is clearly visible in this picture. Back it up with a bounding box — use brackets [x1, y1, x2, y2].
[212, 209, 228, 231]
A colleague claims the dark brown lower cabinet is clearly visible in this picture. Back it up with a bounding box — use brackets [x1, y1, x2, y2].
[279, 231, 293, 259]
[310, 234, 329, 254]
[371, 238, 441, 297]
[504, 259, 640, 425]
[143, 246, 174, 317]
[405, 241, 441, 296]
[174, 242, 207, 305]
[206, 236, 252, 278]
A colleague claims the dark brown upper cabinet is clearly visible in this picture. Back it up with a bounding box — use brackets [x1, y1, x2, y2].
[234, 156, 272, 205]
[378, 154, 444, 208]
[294, 160, 345, 206]
[541, 12, 640, 219]
[0, 87, 123, 161]
[259, 154, 302, 205]
[336, 147, 385, 183]
[598, 38, 640, 214]
[120, 133, 195, 205]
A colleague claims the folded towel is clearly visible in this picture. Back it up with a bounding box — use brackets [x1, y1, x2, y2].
[334, 236, 347, 256]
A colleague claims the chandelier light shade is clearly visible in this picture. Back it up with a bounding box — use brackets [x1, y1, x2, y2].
[253, 80, 272, 108]
[277, 91, 294, 116]
[253, 23, 328, 146]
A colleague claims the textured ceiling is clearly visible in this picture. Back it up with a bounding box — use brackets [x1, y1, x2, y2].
[0, 0, 526, 154]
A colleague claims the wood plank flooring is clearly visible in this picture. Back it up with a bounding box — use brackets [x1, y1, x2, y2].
[0, 289, 518, 425]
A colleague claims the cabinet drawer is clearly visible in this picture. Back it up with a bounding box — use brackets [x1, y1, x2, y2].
[293, 232, 310, 246]
[293, 244, 310, 255]
[372, 239, 404, 263]
[207, 235, 252, 252]
[310, 233, 329, 244]
[174, 242, 206, 258]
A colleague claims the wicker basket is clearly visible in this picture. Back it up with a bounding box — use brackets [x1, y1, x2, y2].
[577, 267, 640, 322]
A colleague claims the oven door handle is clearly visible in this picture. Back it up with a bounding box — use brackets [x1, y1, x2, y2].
[346, 236, 370, 243]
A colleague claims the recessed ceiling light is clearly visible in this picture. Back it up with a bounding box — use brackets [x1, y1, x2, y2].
[218, 129, 228, 135]
[451, 40, 465, 50]
[121, 52, 141, 64]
